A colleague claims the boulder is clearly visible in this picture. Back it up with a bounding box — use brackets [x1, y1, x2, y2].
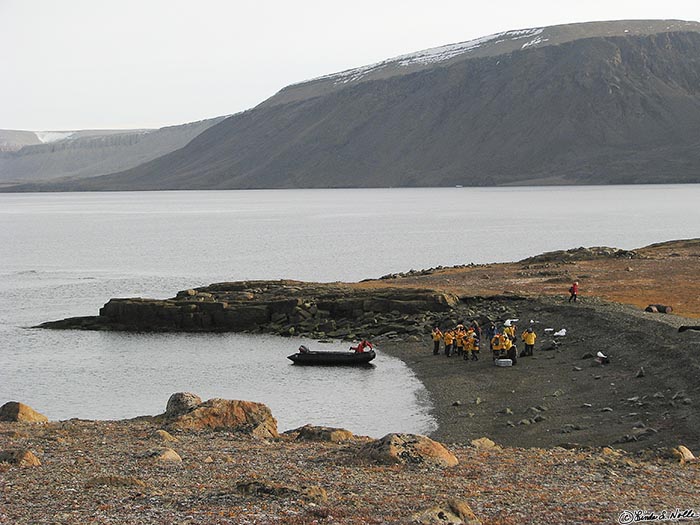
[673, 445, 697, 464]
[85, 475, 146, 488]
[0, 449, 41, 467]
[0, 402, 48, 423]
[294, 424, 354, 443]
[153, 429, 179, 442]
[360, 433, 458, 467]
[165, 392, 202, 417]
[237, 480, 327, 503]
[645, 304, 673, 314]
[166, 398, 278, 438]
[140, 447, 182, 463]
[412, 499, 481, 524]
[470, 437, 501, 451]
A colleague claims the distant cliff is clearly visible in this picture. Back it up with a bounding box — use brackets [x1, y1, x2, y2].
[5, 20, 700, 191]
[0, 118, 224, 185]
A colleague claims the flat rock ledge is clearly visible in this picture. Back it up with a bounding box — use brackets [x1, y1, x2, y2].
[38, 280, 461, 340]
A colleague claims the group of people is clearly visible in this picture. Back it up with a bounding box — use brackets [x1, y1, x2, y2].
[432, 319, 538, 366]
[431, 321, 482, 360]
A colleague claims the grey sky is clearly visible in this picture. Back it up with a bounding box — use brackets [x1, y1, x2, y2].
[2, 0, 699, 131]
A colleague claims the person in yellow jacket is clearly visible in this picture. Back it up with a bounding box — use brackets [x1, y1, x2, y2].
[503, 322, 516, 340]
[455, 326, 465, 356]
[431, 327, 443, 355]
[464, 331, 480, 361]
[491, 333, 505, 360]
[521, 327, 537, 357]
[503, 335, 517, 364]
[443, 330, 455, 357]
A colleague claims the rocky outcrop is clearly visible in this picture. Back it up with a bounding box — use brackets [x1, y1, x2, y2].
[0, 402, 48, 423]
[360, 433, 458, 467]
[162, 396, 278, 438]
[40, 280, 460, 340]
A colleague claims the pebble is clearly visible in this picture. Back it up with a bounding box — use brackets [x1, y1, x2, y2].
[601, 407, 614, 412]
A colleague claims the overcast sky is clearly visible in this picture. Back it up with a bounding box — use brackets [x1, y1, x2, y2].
[2, 0, 699, 131]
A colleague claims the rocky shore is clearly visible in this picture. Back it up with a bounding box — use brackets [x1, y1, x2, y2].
[1, 395, 698, 524]
[6, 239, 700, 523]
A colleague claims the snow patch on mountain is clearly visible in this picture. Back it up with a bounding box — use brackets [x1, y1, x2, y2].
[35, 131, 75, 143]
[306, 27, 544, 86]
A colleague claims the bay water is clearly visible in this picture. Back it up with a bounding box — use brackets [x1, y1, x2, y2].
[1, 186, 698, 435]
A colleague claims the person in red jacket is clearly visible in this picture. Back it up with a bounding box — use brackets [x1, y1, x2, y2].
[351, 339, 373, 353]
[568, 281, 579, 303]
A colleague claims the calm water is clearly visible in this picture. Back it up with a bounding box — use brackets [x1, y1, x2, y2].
[1, 187, 699, 434]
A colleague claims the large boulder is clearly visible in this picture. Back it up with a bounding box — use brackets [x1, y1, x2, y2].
[360, 433, 458, 467]
[165, 392, 202, 417]
[0, 402, 48, 423]
[165, 398, 278, 438]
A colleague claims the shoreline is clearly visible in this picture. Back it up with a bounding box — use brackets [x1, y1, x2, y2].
[378, 295, 700, 451]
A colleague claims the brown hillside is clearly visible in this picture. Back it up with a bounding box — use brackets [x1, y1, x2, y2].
[359, 239, 700, 318]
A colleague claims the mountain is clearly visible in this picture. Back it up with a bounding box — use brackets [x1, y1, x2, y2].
[6, 19, 700, 191]
[0, 119, 224, 186]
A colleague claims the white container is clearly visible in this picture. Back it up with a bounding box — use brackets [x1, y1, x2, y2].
[495, 359, 513, 367]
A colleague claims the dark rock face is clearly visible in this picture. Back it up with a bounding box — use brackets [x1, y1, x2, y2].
[41, 280, 460, 339]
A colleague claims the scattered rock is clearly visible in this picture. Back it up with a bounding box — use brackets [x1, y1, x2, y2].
[470, 437, 501, 451]
[601, 407, 613, 412]
[412, 498, 481, 524]
[581, 353, 595, 360]
[294, 424, 354, 443]
[636, 367, 645, 378]
[498, 408, 513, 415]
[572, 366, 582, 372]
[645, 304, 673, 314]
[0, 402, 48, 423]
[237, 480, 327, 503]
[672, 445, 697, 465]
[165, 392, 202, 417]
[452, 401, 462, 407]
[581, 403, 593, 408]
[153, 429, 179, 442]
[140, 447, 182, 463]
[360, 433, 458, 467]
[0, 449, 41, 467]
[85, 475, 146, 488]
